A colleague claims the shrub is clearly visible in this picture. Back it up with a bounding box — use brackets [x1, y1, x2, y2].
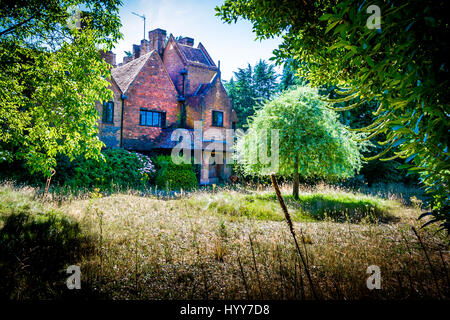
[54, 149, 154, 191]
[155, 169, 198, 191]
[0, 149, 156, 192]
[153, 155, 198, 190]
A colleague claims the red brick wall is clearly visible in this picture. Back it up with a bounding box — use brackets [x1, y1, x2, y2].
[162, 39, 185, 94]
[122, 52, 179, 150]
[203, 78, 232, 133]
[185, 95, 203, 129]
[186, 65, 217, 96]
[185, 77, 232, 133]
[163, 38, 218, 96]
[96, 80, 122, 148]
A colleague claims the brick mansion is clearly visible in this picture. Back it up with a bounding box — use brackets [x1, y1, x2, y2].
[97, 28, 237, 184]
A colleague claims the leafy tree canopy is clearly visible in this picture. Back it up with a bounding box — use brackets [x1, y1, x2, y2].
[279, 58, 307, 91]
[0, 0, 123, 177]
[217, 0, 450, 229]
[224, 59, 278, 128]
[236, 86, 366, 197]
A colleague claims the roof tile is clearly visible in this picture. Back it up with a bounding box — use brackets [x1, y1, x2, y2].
[178, 44, 211, 66]
[111, 51, 153, 93]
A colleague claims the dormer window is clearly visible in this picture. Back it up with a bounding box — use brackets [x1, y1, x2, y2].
[102, 101, 114, 123]
[212, 110, 223, 127]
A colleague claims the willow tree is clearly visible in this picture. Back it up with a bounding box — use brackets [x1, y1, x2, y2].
[236, 86, 366, 199]
[216, 0, 450, 230]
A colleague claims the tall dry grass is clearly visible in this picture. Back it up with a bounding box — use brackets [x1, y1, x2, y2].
[0, 182, 448, 300]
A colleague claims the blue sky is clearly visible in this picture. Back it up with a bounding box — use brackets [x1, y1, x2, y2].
[114, 0, 282, 80]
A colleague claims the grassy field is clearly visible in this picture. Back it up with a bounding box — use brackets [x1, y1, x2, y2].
[0, 182, 448, 300]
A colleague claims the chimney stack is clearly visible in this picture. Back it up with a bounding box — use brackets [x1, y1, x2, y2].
[178, 37, 194, 46]
[100, 50, 116, 68]
[149, 28, 167, 56]
[140, 39, 151, 56]
[132, 44, 141, 59]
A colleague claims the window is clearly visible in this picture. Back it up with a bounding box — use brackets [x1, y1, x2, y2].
[102, 101, 114, 123]
[212, 110, 223, 127]
[140, 109, 166, 127]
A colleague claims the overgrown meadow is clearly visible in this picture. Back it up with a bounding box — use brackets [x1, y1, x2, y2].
[1, 0, 449, 305]
[1, 182, 448, 300]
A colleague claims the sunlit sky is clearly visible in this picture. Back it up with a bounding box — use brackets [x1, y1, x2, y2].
[113, 0, 282, 81]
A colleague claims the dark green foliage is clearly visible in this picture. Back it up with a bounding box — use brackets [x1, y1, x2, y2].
[217, 0, 449, 229]
[329, 89, 418, 186]
[224, 67, 255, 129]
[0, 209, 94, 299]
[155, 170, 198, 191]
[231, 162, 271, 186]
[0, 159, 43, 186]
[54, 149, 151, 191]
[279, 58, 307, 91]
[224, 59, 278, 128]
[1, 149, 155, 192]
[153, 155, 198, 190]
[253, 59, 278, 103]
[359, 160, 407, 186]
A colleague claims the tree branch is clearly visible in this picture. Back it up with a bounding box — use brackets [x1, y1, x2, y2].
[0, 15, 36, 37]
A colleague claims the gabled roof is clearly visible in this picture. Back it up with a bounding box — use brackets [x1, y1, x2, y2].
[179, 44, 212, 66]
[111, 51, 154, 94]
[193, 83, 209, 96]
[167, 34, 217, 70]
[197, 42, 216, 67]
[193, 72, 220, 96]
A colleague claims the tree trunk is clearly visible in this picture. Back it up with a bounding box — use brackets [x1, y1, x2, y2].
[293, 155, 299, 200]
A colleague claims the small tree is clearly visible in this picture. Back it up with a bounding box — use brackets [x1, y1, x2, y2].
[236, 86, 366, 199]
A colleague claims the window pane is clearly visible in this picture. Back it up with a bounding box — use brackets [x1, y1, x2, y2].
[212, 111, 223, 126]
[161, 112, 166, 127]
[102, 102, 107, 122]
[146, 111, 153, 126]
[152, 112, 160, 126]
[107, 102, 113, 122]
[140, 110, 146, 125]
